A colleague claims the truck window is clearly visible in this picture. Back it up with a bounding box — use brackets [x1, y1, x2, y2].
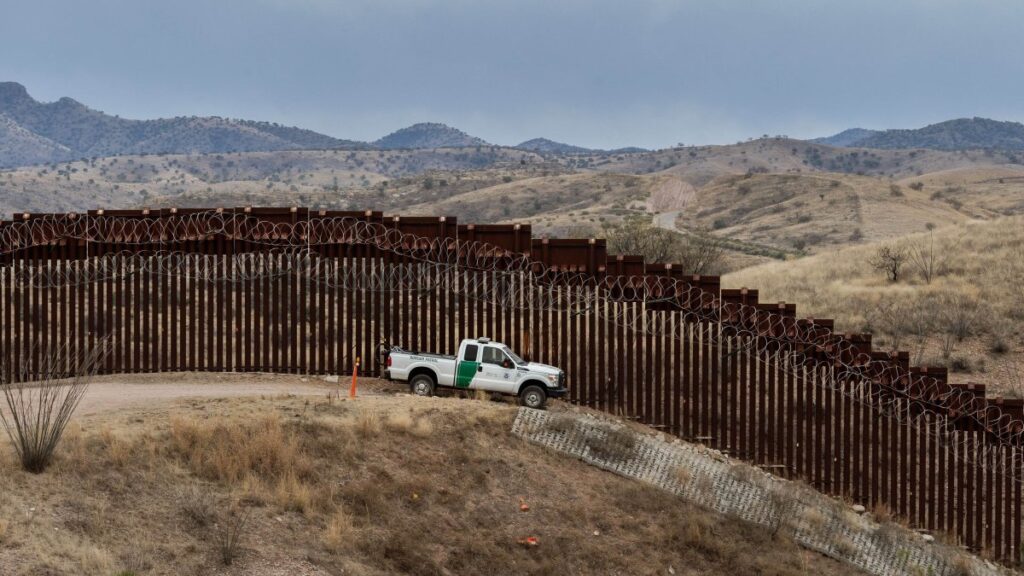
[462, 344, 479, 362]
[482, 346, 513, 367]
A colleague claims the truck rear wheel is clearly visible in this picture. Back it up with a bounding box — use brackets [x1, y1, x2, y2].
[410, 374, 435, 397]
[519, 384, 547, 409]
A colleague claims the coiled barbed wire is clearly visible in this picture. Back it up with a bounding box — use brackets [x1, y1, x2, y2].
[1, 211, 1020, 479]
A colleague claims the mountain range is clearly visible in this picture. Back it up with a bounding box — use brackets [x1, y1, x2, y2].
[5, 81, 1024, 169]
[813, 118, 1024, 151]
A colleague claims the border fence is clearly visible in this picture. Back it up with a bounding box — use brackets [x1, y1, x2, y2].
[0, 207, 1021, 563]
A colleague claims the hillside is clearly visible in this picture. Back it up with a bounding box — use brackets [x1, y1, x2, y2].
[677, 172, 968, 253]
[724, 216, 1024, 394]
[0, 82, 362, 167]
[570, 138, 1024, 186]
[818, 118, 1024, 151]
[515, 138, 595, 155]
[0, 378, 859, 576]
[374, 122, 489, 149]
[0, 148, 545, 217]
[0, 113, 71, 167]
[811, 128, 880, 147]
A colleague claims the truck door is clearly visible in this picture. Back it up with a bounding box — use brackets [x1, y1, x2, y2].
[455, 343, 481, 389]
[476, 345, 517, 394]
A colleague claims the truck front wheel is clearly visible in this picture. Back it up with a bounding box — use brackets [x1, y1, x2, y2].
[519, 384, 547, 409]
[410, 374, 436, 397]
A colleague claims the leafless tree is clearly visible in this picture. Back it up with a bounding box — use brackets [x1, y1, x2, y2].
[678, 226, 726, 276]
[606, 218, 680, 264]
[0, 339, 108, 473]
[607, 218, 725, 275]
[869, 245, 908, 282]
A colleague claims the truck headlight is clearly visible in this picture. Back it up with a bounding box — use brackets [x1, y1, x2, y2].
[546, 374, 558, 385]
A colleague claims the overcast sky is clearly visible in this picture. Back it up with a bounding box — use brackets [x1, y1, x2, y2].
[2, 0, 1022, 149]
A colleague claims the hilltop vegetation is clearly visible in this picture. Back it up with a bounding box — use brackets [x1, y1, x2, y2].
[374, 122, 489, 150]
[820, 118, 1024, 151]
[724, 217, 1024, 394]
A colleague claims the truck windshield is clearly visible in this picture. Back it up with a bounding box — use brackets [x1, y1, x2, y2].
[502, 346, 525, 365]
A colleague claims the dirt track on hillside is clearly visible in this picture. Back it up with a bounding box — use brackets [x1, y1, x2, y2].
[72, 372, 394, 416]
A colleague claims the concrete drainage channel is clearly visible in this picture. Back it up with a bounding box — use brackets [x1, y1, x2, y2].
[512, 408, 1011, 576]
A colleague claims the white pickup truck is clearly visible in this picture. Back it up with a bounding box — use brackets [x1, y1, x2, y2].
[382, 337, 567, 409]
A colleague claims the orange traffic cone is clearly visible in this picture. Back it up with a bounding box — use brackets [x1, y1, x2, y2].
[350, 357, 360, 398]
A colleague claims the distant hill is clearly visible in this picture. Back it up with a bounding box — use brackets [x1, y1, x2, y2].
[814, 118, 1024, 151]
[516, 137, 594, 155]
[515, 138, 648, 155]
[374, 122, 489, 149]
[0, 81, 362, 168]
[811, 128, 880, 147]
[0, 113, 72, 167]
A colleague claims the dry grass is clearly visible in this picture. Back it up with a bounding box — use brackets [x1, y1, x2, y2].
[831, 534, 858, 558]
[542, 412, 576, 435]
[800, 507, 827, 529]
[385, 410, 434, 437]
[176, 482, 216, 527]
[725, 216, 1024, 392]
[584, 423, 638, 463]
[321, 509, 356, 554]
[355, 409, 381, 438]
[674, 465, 692, 487]
[0, 391, 863, 576]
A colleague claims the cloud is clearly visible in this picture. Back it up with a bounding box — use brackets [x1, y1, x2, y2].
[2, 0, 1023, 148]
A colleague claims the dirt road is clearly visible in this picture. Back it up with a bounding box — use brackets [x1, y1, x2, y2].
[70, 372, 391, 416]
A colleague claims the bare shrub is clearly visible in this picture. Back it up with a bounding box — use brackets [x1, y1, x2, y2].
[543, 413, 576, 435]
[800, 507, 826, 529]
[673, 465, 692, 488]
[869, 244, 907, 282]
[766, 483, 802, 538]
[215, 504, 250, 566]
[0, 340, 108, 473]
[727, 463, 756, 484]
[1000, 363, 1024, 399]
[177, 482, 216, 526]
[939, 293, 982, 343]
[905, 230, 962, 284]
[946, 553, 975, 576]
[831, 534, 858, 557]
[584, 424, 636, 463]
[867, 299, 934, 357]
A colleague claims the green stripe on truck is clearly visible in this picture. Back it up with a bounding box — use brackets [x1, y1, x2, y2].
[455, 361, 479, 388]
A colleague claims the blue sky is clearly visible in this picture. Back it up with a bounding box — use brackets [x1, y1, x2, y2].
[2, 0, 1022, 149]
